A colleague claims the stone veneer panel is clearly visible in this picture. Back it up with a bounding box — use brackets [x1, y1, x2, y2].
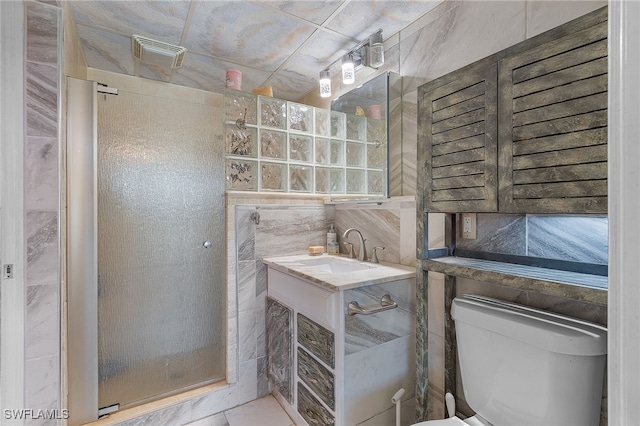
[266, 297, 293, 403]
[333, 198, 416, 267]
[25, 2, 62, 422]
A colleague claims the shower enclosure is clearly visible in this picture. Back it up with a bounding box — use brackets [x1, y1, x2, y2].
[67, 78, 226, 423]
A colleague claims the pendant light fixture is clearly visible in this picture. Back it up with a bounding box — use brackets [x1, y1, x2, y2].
[319, 70, 331, 97]
[368, 30, 384, 69]
[319, 29, 385, 92]
[342, 53, 355, 85]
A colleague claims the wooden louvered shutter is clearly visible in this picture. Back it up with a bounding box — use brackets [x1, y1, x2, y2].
[498, 19, 608, 213]
[420, 62, 498, 212]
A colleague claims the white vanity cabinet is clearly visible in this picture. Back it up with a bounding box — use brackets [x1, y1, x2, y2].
[264, 255, 416, 426]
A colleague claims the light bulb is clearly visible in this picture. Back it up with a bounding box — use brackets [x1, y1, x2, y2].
[319, 70, 331, 98]
[342, 53, 355, 85]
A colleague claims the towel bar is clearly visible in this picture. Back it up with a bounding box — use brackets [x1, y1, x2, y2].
[347, 294, 397, 316]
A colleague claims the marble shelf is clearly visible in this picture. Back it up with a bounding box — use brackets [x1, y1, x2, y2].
[423, 256, 607, 305]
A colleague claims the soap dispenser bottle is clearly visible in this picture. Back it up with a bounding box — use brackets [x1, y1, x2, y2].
[327, 224, 339, 255]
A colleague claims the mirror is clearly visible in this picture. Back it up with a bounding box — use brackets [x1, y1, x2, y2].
[330, 72, 402, 199]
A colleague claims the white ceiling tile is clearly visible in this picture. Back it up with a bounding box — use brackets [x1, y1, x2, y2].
[172, 53, 273, 95]
[262, 0, 345, 25]
[326, 0, 439, 41]
[76, 24, 135, 75]
[68, 0, 190, 44]
[184, 1, 315, 72]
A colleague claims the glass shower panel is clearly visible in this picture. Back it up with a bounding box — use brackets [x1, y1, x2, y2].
[97, 91, 226, 409]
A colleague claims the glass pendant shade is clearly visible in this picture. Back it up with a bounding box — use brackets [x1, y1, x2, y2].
[342, 54, 355, 85]
[369, 31, 384, 68]
[319, 70, 331, 98]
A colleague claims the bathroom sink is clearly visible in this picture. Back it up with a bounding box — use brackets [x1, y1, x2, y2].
[295, 256, 378, 274]
[263, 254, 415, 290]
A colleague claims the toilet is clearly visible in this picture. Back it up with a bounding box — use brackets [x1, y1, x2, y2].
[413, 294, 607, 426]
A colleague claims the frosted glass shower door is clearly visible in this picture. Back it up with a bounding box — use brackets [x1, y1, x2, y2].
[97, 91, 226, 409]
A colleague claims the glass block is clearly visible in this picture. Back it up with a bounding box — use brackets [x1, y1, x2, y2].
[330, 139, 344, 166]
[330, 168, 344, 193]
[346, 114, 367, 141]
[315, 138, 330, 165]
[260, 96, 286, 129]
[346, 169, 365, 194]
[367, 118, 386, 144]
[346, 142, 366, 167]
[288, 102, 313, 133]
[260, 162, 287, 191]
[315, 167, 330, 193]
[225, 159, 258, 191]
[367, 170, 384, 194]
[226, 125, 258, 157]
[331, 111, 346, 139]
[315, 108, 331, 137]
[367, 142, 386, 169]
[260, 129, 287, 160]
[289, 165, 312, 192]
[289, 134, 313, 163]
[224, 90, 257, 125]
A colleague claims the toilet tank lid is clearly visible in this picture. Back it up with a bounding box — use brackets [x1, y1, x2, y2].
[451, 295, 607, 356]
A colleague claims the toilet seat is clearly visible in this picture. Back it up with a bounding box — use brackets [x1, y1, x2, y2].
[412, 416, 469, 426]
[412, 415, 491, 426]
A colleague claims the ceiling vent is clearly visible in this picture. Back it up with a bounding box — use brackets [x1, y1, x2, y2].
[131, 35, 186, 69]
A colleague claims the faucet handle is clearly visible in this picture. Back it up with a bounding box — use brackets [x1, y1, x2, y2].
[371, 246, 385, 263]
[343, 242, 355, 259]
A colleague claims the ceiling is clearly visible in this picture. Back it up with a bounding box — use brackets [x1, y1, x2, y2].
[67, 0, 441, 101]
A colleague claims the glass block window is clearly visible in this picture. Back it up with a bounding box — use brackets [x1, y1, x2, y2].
[224, 89, 386, 195]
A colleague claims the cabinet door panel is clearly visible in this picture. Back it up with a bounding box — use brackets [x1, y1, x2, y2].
[498, 19, 608, 213]
[266, 297, 293, 403]
[419, 62, 498, 212]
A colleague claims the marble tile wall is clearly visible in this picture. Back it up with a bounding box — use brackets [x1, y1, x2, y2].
[228, 199, 333, 421]
[333, 197, 416, 267]
[455, 214, 608, 264]
[24, 2, 62, 423]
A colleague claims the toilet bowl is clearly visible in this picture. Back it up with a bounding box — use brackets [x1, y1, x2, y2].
[410, 294, 607, 426]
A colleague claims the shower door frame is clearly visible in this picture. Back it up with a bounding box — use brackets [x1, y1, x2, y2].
[66, 78, 228, 424]
[66, 77, 99, 426]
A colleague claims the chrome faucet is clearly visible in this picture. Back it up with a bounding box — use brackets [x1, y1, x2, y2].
[342, 228, 367, 262]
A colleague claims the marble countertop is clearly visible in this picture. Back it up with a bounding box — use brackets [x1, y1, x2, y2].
[263, 253, 416, 291]
[423, 256, 607, 305]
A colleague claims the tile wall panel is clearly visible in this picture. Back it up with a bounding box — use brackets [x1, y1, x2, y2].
[24, 2, 61, 422]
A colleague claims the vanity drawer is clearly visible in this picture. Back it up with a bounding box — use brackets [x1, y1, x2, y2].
[297, 347, 335, 410]
[268, 268, 336, 330]
[297, 313, 335, 368]
[297, 382, 335, 426]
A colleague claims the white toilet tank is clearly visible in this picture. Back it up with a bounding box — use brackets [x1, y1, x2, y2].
[451, 294, 607, 426]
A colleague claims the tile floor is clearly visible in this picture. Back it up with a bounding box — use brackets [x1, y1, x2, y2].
[186, 395, 294, 426]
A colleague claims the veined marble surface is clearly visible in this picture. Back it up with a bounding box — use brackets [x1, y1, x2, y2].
[263, 254, 415, 291]
[344, 279, 415, 356]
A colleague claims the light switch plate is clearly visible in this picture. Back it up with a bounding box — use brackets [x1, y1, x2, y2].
[461, 213, 477, 239]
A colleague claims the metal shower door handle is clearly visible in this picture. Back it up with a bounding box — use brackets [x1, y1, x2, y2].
[203, 241, 212, 249]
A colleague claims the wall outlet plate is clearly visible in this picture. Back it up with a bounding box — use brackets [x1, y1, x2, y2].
[461, 213, 477, 239]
